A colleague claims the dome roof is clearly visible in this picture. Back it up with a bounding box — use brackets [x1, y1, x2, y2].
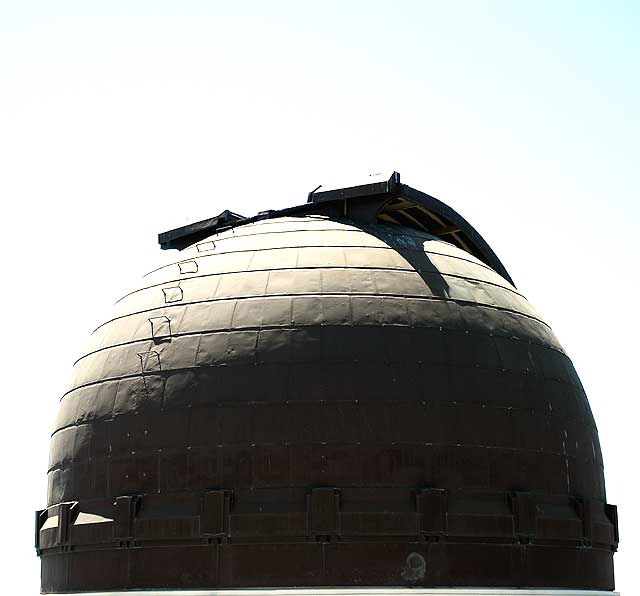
[37, 177, 618, 593]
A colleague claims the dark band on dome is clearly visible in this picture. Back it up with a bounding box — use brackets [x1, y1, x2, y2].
[36, 488, 617, 592]
[157, 173, 515, 286]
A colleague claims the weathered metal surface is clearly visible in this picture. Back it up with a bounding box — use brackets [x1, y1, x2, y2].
[38, 184, 616, 592]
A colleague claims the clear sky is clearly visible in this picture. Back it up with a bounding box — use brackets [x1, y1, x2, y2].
[1, 1, 638, 593]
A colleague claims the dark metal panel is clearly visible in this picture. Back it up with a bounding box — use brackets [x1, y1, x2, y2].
[229, 512, 307, 538]
[202, 490, 228, 536]
[605, 503, 619, 545]
[219, 543, 325, 587]
[159, 209, 245, 250]
[69, 518, 114, 546]
[41, 553, 69, 594]
[114, 495, 137, 540]
[134, 516, 200, 540]
[325, 542, 429, 585]
[418, 488, 446, 535]
[427, 542, 524, 587]
[310, 487, 339, 535]
[252, 445, 290, 487]
[67, 549, 129, 592]
[34, 510, 45, 552]
[129, 545, 217, 588]
[188, 448, 222, 490]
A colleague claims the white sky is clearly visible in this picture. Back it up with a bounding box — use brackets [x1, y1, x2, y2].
[1, 1, 638, 593]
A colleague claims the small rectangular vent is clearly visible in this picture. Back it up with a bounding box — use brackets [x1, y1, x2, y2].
[178, 260, 198, 274]
[114, 496, 138, 539]
[197, 241, 216, 252]
[138, 351, 161, 372]
[310, 487, 339, 535]
[148, 316, 171, 341]
[162, 286, 183, 303]
[202, 490, 229, 536]
[418, 488, 446, 534]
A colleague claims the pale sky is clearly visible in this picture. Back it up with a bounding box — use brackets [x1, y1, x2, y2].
[1, 1, 638, 593]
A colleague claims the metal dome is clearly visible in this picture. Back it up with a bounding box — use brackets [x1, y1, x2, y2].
[36, 174, 618, 593]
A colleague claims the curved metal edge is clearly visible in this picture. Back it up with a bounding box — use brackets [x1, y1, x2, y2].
[399, 185, 514, 287]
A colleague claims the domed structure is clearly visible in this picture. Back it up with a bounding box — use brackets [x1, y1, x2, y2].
[36, 174, 618, 594]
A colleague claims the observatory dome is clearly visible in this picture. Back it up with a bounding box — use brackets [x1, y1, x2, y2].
[37, 175, 618, 594]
